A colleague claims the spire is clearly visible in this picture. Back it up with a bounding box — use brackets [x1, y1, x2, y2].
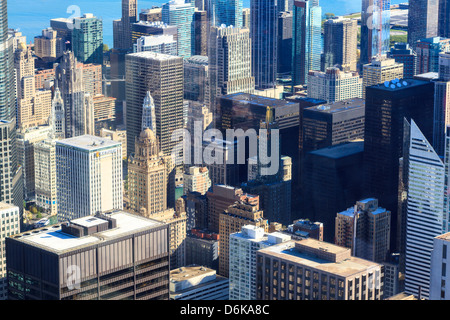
[50, 86, 65, 139]
[142, 91, 156, 134]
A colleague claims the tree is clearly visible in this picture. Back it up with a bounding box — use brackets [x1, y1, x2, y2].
[103, 44, 109, 52]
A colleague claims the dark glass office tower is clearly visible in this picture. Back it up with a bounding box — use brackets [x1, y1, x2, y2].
[363, 79, 435, 252]
[0, 0, 23, 221]
[439, 0, 450, 38]
[251, 0, 278, 90]
[408, 0, 439, 47]
[278, 11, 293, 75]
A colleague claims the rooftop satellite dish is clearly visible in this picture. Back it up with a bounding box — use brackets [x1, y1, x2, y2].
[397, 82, 402, 87]
[390, 84, 396, 89]
[384, 81, 390, 87]
[393, 78, 399, 83]
[402, 81, 408, 86]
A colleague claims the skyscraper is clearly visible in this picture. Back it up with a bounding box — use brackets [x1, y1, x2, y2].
[388, 43, 417, 78]
[56, 135, 123, 222]
[133, 35, 178, 55]
[125, 51, 184, 155]
[432, 53, 450, 156]
[292, 0, 322, 86]
[408, 0, 440, 47]
[162, 0, 195, 58]
[322, 17, 358, 72]
[207, 0, 243, 28]
[416, 37, 450, 75]
[439, 0, 450, 38]
[0, 202, 19, 300]
[71, 14, 103, 65]
[114, 0, 138, 50]
[278, 11, 293, 75]
[360, 0, 391, 65]
[404, 119, 445, 300]
[362, 58, 404, 99]
[193, 9, 208, 56]
[251, 0, 278, 90]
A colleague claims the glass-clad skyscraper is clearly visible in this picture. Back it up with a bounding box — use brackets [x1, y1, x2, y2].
[207, 0, 243, 28]
[360, 0, 391, 65]
[292, 0, 322, 86]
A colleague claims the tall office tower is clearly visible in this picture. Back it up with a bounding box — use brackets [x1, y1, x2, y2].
[133, 35, 178, 55]
[206, 184, 244, 233]
[440, 0, 450, 38]
[50, 18, 72, 51]
[16, 126, 53, 201]
[10, 29, 26, 51]
[0, 203, 19, 300]
[170, 266, 229, 300]
[388, 43, 417, 78]
[408, 0, 440, 47]
[51, 87, 65, 139]
[183, 167, 212, 195]
[307, 68, 362, 103]
[322, 18, 358, 72]
[14, 45, 52, 129]
[151, 200, 187, 269]
[114, 0, 138, 50]
[256, 239, 385, 300]
[403, 120, 445, 300]
[362, 58, 404, 99]
[131, 21, 179, 45]
[125, 51, 184, 155]
[208, 25, 254, 115]
[6, 211, 170, 300]
[194, 10, 207, 56]
[34, 138, 57, 215]
[184, 56, 209, 103]
[335, 198, 391, 263]
[34, 28, 64, 61]
[302, 141, 364, 242]
[71, 14, 103, 65]
[432, 53, 450, 156]
[128, 129, 168, 216]
[56, 135, 123, 222]
[219, 194, 268, 277]
[229, 226, 290, 300]
[430, 232, 450, 300]
[416, 37, 450, 75]
[139, 7, 163, 22]
[251, 0, 278, 90]
[300, 98, 365, 155]
[207, 0, 243, 28]
[162, 0, 195, 58]
[292, 0, 322, 86]
[279, 0, 294, 11]
[242, 8, 250, 29]
[360, 0, 391, 65]
[364, 79, 435, 253]
[278, 11, 293, 75]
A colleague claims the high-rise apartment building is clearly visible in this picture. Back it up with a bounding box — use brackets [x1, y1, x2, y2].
[307, 68, 362, 103]
[56, 135, 123, 222]
[416, 37, 450, 75]
[256, 239, 384, 300]
[362, 58, 404, 98]
[364, 79, 435, 253]
[125, 51, 184, 156]
[404, 119, 446, 300]
[322, 17, 358, 72]
[208, 25, 254, 115]
[206, 184, 244, 233]
[360, 0, 391, 65]
[72, 14, 103, 65]
[6, 210, 170, 300]
[388, 43, 417, 78]
[335, 198, 391, 263]
[34, 28, 64, 61]
[0, 203, 19, 300]
[183, 166, 211, 195]
[292, 0, 322, 86]
[251, 0, 278, 90]
[139, 7, 163, 22]
[162, 0, 195, 58]
[408, 0, 440, 47]
[219, 194, 268, 277]
[430, 232, 450, 300]
[229, 225, 290, 300]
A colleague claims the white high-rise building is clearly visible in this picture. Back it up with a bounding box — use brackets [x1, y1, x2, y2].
[0, 202, 20, 300]
[430, 232, 450, 300]
[404, 119, 446, 299]
[133, 34, 178, 55]
[56, 135, 123, 222]
[34, 139, 57, 215]
[229, 225, 290, 300]
[307, 67, 362, 103]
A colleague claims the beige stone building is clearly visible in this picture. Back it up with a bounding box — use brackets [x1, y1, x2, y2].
[256, 238, 384, 300]
[362, 58, 404, 98]
[100, 128, 127, 160]
[34, 27, 64, 60]
[183, 166, 211, 195]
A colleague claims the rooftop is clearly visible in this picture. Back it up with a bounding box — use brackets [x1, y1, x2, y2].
[222, 92, 298, 108]
[436, 232, 450, 241]
[10, 211, 164, 254]
[0, 202, 18, 211]
[56, 134, 121, 151]
[306, 98, 365, 114]
[309, 141, 364, 159]
[128, 50, 181, 61]
[369, 78, 430, 91]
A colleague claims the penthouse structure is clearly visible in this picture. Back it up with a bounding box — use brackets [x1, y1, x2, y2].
[256, 238, 384, 300]
[6, 211, 170, 300]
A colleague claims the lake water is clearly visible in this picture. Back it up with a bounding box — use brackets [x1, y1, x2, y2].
[8, 0, 406, 47]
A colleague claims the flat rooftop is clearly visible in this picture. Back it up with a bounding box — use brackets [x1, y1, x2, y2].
[305, 98, 365, 114]
[0, 202, 18, 211]
[309, 141, 364, 159]
[369, 78, 430, 91]
[222, 92, 298, 108]
[10, 211, 165, 254]
[127, 50, 181, 61]
[170, 266, 216, 283]
[56, 134, 121, 152]
[259, 239, 381, 278]
[436, 232, 450, 241]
